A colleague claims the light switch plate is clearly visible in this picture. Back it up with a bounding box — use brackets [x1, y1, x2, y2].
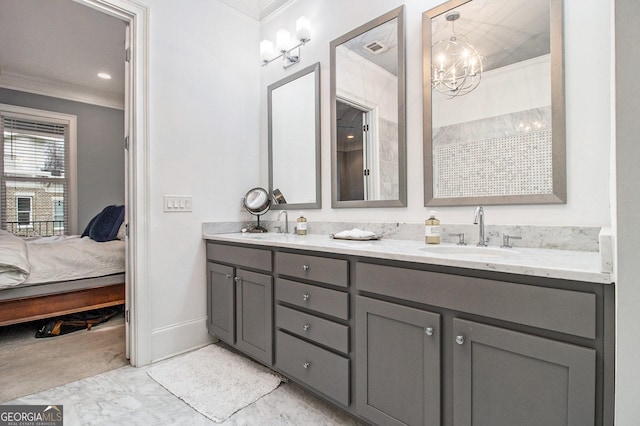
[164, 195, 192, 212]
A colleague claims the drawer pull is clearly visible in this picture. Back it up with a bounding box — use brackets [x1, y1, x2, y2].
[303, 362, 311, 369]
[425, 327, 434, 336]
[225, 273, 232, 279]
[302, 293, 310, 301]
[302, 264, 310, 271]
[455, 334, 465, 345]
[303, 324, 310, 331]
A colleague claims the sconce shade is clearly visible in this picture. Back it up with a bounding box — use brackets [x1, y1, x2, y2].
[296, 16, 311, 42]
[261, 17, 312, 69]
[260, 39, 274, 63]
[276, 29, 292, 52]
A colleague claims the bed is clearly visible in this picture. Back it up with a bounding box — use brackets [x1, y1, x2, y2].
[0, 206, 126, 327]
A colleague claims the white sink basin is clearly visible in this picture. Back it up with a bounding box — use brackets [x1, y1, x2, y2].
[241, 233, 297, 240]
[420, 245, 520, 258]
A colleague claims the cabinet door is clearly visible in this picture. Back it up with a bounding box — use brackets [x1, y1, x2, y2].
[236, 269, 273, 365]
[356, 296, 441, 426]
[207, 262, 235, 343]
[453, 318, 596, 426]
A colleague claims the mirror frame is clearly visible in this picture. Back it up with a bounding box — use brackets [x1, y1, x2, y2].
[330, 6, 407, 208]
[423, 0, 566, 206]
[268, 62, 321, 210]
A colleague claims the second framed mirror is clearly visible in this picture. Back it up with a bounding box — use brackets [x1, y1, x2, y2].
[330, 6, 406, 208]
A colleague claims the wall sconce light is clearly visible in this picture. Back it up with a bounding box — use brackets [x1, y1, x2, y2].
[261, 16, 311, 69]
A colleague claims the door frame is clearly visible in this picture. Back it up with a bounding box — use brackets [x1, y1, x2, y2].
[75, 0, 151, 366]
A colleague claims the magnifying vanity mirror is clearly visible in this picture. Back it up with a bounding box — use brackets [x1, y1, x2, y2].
[268, 62, 321, 210]
[331, 6, 406, 208]
[243, 187, 271, 232]
[423, 0, 566, 206]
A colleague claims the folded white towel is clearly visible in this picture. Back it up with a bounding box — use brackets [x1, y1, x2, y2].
[333, 228, 378, 239]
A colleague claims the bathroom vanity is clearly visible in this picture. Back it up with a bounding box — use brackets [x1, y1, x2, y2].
[204, 233, 613, 426]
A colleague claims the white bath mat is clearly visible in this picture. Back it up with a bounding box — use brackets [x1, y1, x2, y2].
[147, 344, 283, 423]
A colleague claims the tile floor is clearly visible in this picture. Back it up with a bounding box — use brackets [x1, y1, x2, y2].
[6, 345, 361, 425]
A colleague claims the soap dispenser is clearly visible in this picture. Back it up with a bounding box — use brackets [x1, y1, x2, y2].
[296, 212, 308, 235]
[425, 210, 441, 244]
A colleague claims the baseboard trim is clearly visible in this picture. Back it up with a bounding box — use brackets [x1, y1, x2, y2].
[150, 316, 216, 363]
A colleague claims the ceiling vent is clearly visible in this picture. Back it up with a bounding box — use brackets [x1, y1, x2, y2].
[363, 40, 389, 55]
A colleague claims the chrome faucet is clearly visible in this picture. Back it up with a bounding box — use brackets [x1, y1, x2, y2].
[277, 210, 289, 234]
[473, 206, 487, 246]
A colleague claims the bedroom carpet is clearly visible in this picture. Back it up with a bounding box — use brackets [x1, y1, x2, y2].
[147, 344, 283, 423]
[0, 315, 127, 403]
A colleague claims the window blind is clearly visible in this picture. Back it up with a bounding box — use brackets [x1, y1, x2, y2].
[1, 115, 69, 236]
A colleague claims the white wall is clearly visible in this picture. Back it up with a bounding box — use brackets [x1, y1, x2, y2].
[136, 0, 261, 361]
[433, 55, 550, 128]
[260, 0, 611, 227]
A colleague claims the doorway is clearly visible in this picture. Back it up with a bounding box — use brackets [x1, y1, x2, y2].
[76, 0, 150, 367]
[336, 99, 379, 201]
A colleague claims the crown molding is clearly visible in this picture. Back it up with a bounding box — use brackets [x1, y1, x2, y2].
[0, 69, 124, 110]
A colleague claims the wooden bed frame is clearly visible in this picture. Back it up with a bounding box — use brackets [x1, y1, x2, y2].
[0, 282, 125, 327]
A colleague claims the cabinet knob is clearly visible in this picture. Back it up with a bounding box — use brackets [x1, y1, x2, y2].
[302, 293, 310, 301]
[303, 324, 310, 331]
[425, 327, 434, 336]
[455, 334, 465, 345]
[303, 362, 311, 369]
[225, 273, 232, 279]
[302, 264, 310, 271]
[234, 276, 240, 283]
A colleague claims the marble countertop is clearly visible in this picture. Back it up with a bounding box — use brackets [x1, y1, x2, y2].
[203, 232, 613, 285]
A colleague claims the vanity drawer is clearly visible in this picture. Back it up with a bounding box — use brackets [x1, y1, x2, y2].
[276, 305, 349, 354]
[207, 242, 272, 272]
[275, 252, 348, 287]
[275, 278, 349, 320]
[276, 330, 350, 406]
[356, 262, 596, 339]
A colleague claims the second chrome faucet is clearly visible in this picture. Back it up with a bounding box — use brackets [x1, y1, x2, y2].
[473, 206, 486, 246]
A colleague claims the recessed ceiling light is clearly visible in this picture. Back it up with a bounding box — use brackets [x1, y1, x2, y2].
[97, 72, 112, 80]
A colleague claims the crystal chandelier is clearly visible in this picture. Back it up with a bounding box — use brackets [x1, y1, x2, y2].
[432, 11, 483, 98]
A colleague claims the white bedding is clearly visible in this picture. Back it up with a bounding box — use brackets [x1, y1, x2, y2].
[0, 231, 30, 288]
[0, 234, 125, 290]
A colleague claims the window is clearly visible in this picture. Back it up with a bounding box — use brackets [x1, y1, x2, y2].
[1, 105, 77, 236]
[17, 196, 33, 227]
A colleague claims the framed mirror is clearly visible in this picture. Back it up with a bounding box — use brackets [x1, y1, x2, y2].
[423, 0, 565, 206]
[268, 62, 321, 209]
[331, 6, 406, 208]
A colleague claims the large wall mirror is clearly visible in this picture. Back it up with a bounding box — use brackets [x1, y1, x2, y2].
[330, 6, 406, 208]
[423, 0, 565, 206]
[269, 62, 321, 209]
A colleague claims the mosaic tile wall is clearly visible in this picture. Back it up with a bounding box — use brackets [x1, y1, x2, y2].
[433, 106, 553, 198]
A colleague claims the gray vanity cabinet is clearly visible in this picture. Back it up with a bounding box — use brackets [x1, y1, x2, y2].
[356, 296, 441, 426]
[204, 240, 612, 425]
[356, 261, 607, 426]
[452, 318, 596, 426]
[234, 269, 273, 365]
[274, 252, 351, 407]
[206, 242, 273, 365]
[206, 262, 235, 343]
